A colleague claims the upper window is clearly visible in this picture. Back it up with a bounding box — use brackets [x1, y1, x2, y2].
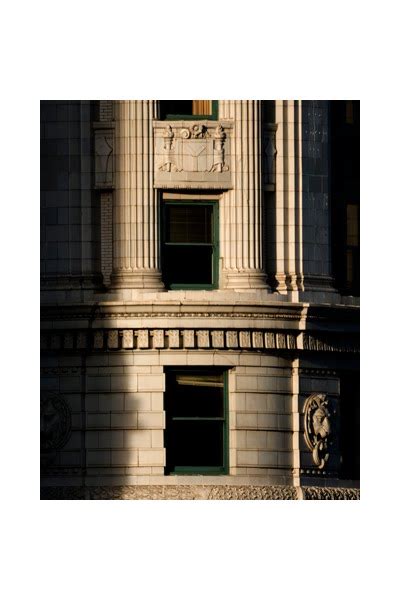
[161, 200, 219, 289]
[330, 100, 360, 295]
[160, 100, 218, 120]
[164, 368, 228, 475]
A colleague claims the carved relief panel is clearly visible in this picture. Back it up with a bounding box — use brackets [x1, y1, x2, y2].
[153, 121, 232, 189]
[303, 393, 332, 469]
[262, 123, 277, 190]
[93, 123, 114, 189]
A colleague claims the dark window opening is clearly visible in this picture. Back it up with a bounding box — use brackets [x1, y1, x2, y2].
[339, 370, 360, 480]
[160, 100, 218, 120]
[161, 201, 219, 289]
[164, 369, 228, 474]
[330, 100, 360, 295]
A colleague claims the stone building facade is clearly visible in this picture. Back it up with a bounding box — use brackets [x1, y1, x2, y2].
[40, 100, 360, 500]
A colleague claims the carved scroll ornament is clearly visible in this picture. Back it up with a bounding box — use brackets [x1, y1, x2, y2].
[304, 393, 331, 469]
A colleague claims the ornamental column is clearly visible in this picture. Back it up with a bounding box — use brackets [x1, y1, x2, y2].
[219, 100, 268, 289]
[111, 100, 164, 289]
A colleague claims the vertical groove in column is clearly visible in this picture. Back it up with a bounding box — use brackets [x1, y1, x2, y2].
[236, 100, 243, 270]
[147, 100, 157, 269]
[149, 100, 158, 271]
[248, 101, 254, 269]
[242, 101, 249, 269]
[128, 100, 134, 271]
[219, 100, 233, 270]
[295, 100, 304, 290]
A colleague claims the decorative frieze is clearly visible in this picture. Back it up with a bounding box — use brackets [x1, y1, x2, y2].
[153, 330, 165, 348]
[64, 333, 74, 349]
[183, 330, 195, 348]
[50, 335, 61, 350]
[153, 121, 232, 189]
[93, 331, 104, 349]
[211, 331, 225, 348]
[252, 332, 264, 348]
[208, 485, 298, 501]
[226, 331, 239, 348]
[239, 331, 251, 348]
[197, 330, 210, 348]
[265, 332, 276, 348]
[76, 332, 87, 349]
[40, 328, 358, 354]
[137, 330, 149, 348]
[107, 330, 119, 349]
[302, 333, 359, 353]
[167, 330, 180, 348]
[40, 484, 359, 501]
[302, 487, 360, 500]
[122, 330, 134, 349]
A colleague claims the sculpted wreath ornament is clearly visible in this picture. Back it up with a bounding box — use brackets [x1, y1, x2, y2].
[40, 392, 71, 451]
[304, 393, 331, 469]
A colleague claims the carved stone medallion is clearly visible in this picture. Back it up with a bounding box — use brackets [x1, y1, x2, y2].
[40, 392, 71, 451]
[303, 393, 331, 469]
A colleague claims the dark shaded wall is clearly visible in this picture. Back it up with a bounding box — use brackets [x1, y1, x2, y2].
[40, 101, 100, 287]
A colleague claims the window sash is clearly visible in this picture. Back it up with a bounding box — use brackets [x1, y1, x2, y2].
[161, 201, 219, 289]
[165, 370, 228, 474]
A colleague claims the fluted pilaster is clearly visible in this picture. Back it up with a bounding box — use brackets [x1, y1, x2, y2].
[219, 100, 268, 289]
[274, 100, 304, 297]
[111, 100, 164, 289]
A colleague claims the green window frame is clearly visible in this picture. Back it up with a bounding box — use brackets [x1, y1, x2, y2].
[164, 368, 229, 475]
[160, 100, 218, 121]
[161, 200, 219, 290]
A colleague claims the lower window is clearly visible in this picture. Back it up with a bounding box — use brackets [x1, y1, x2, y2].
[164, 368, 228, 474]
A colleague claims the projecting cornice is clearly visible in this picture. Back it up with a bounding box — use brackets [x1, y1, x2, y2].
[40, 301, 359, 333]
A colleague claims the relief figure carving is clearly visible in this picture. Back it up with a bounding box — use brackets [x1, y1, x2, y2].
[211, 125, 228, 172]
[159, 125, 180, 172]
[304, 393, 331, 469]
